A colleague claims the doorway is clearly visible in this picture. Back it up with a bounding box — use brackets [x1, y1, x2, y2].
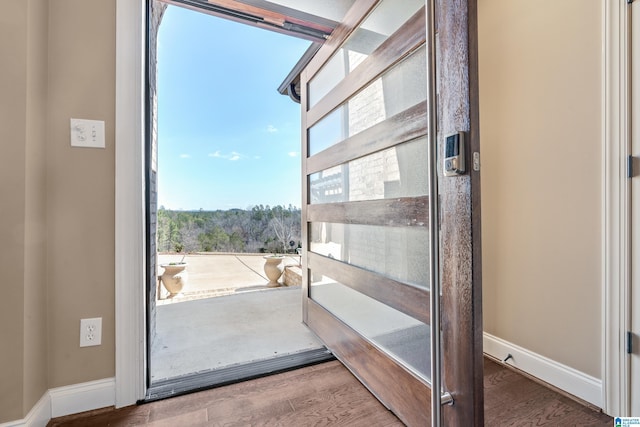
[115, 0, 634, 420]
[139, 0, 484, 424]
[145, 1, 333, 400]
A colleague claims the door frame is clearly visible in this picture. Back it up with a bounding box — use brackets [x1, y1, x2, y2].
[114, 0, 631, 416]
[603, 0, 632, 417]
[115, 0, 147, 407]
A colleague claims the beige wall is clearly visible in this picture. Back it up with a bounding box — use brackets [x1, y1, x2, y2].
[0, 0, 115, 422]
[24, 0, 50, 414]
[0, 0, 50, 420]
[479, 0, 602, 377]
[46, 0, 116, 388]
[0, 1, 28, 420]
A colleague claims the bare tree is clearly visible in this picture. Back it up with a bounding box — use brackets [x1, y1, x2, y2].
[269, 206, 299, 253]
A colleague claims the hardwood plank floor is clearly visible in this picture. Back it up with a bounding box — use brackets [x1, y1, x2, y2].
[483, 358, 612, 426]
[49, 358, 612, 426]
[48, 361, 402, 427]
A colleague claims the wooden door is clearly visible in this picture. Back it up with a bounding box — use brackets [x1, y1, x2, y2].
[300, 1, 482, 426]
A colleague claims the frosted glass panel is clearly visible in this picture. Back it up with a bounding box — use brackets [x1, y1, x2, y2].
[309, 222, 429, 289]
[308, 45, 427, 156]
[308, 0, 424, 107]
[309, 138, 428, 204]
[310, 274, 430, 380]
[307, 108, 343, 157]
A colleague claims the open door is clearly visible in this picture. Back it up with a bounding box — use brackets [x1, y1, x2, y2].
[300, 1, 482, 426]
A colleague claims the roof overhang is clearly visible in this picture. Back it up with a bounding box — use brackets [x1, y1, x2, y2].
[158, 0, 353, 42]
[156, 0, 356, 103]
[277, 42, 321, 103]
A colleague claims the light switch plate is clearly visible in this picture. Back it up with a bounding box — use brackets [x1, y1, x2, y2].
[70, 118, 105, 148]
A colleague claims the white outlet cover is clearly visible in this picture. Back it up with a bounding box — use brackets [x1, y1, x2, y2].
[70, 118, 105, 148]
[80, 317, 102, 347]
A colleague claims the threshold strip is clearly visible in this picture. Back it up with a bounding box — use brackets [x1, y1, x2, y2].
[141, 347, 334, 403]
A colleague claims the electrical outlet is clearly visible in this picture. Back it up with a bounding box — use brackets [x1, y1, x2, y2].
[80, 318, 102, 347]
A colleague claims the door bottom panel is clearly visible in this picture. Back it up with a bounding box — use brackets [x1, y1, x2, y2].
[306, 300, 431, 427]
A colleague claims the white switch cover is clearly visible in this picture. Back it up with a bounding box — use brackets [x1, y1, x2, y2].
[70, 118, 105, 148]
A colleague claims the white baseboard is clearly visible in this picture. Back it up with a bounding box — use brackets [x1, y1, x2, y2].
[0, 378, 115, 427]
[484, 332, 602, 408]
[50, 377, 115, 418]
[0, 392, 51, 427]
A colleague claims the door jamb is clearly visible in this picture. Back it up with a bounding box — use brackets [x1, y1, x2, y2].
[115, 0, 147, 408]
[603, 0, 631, 417]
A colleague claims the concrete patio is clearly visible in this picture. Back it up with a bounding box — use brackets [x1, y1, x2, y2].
[151, 253, 322, 382]
[156, 253, 302, 303]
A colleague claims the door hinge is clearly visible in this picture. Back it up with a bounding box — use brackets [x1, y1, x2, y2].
[628, 155, 635, 178]
[627, 331, 633, 354]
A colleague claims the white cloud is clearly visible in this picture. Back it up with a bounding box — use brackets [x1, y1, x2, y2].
[179, 154, 191, 159]
[266, 125, 278, 133]
[209, 150, 243, 161]
[288, 151, 299, 157]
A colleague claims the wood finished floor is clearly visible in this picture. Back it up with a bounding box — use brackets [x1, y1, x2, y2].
[483, 358, 611, 426]
[49, 359, 612, 426]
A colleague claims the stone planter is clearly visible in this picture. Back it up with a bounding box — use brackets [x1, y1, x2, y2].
[263, 256, 284, 287]
[160, 263, 188, 296]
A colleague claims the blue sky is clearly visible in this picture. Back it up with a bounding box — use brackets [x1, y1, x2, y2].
[156, 5, 311, 210]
